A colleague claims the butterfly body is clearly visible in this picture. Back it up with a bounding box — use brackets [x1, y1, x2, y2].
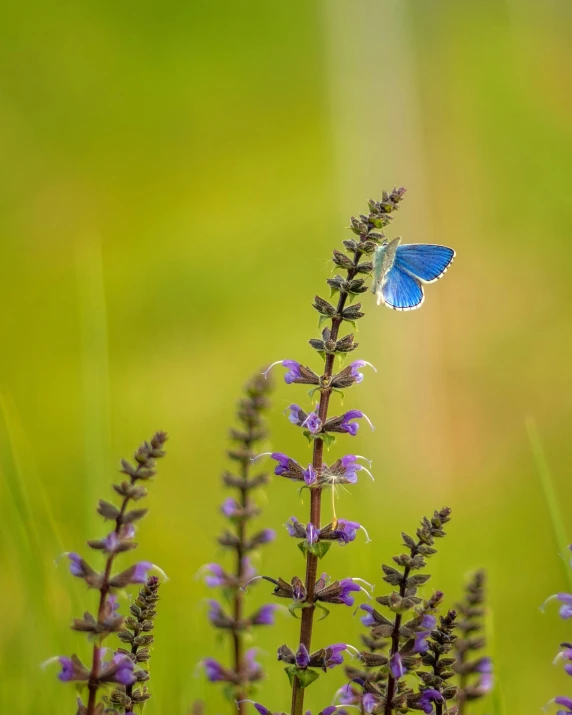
[372, 238, 455, 311]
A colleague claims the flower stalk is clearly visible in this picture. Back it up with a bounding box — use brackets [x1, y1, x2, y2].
[202, 372, 275, 714]
[261, 189, 407, 715]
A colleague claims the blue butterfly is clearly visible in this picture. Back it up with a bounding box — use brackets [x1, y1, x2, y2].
[371, 238, 455, 311]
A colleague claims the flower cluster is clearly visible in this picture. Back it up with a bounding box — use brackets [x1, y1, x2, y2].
[453, 570, 493, 712]
[344, 508, 456, 714]
[50, 432, 168, 715]
[201, 372, 275, 710]
[109, 576, 161, 712]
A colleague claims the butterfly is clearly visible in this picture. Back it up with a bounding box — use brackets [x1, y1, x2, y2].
[371, 237, 455, 311]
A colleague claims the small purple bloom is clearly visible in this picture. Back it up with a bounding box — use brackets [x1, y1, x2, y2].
[362, 693, 378, 714]
[330, 519, 360, 544]
[304, 465, 317, 485]
[68, 553, 83, 577]
[338, 578, 361, 606]
[555, 697, 572, 713]
[349, 360, 369, 384]
[360, 604, 377, 627]
[287, 404, 305, 426]
[103, 531, 119, 553]
[282, 360, 303, 384]
[252, 705, 272, 715]
[418, 689, 444, 714]
[251, 604, 277, 626]
[558, 594, 572, 619]
[293, 580, 305, 601]
[58, 657, 75, 682]
[421, 614, 437, 629]
[306, 523, 319, 545]
[414, 632, 430, 655]
[339, 410, 366, 436]
[203, 658, 229, 682]
[271, 452, 291, 475]
[110, 654, 136, 686]
[256, 528, 275, 544]
[131, 561, 152, 584]
[325, 643, 346, 668]
[107, 595, 120, 614]
[295, 643, 310, 668]
[204, 563, 226, 587]
[303, 411, 322, 434]
[221, 497, 241, 518]
[390, 652, 405, 679]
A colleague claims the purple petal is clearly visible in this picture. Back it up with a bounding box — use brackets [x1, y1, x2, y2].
[295, 643, 310, 668]
[68, 553, 83, 577]
[304, 465, 317, 485]
[390, 652, 405, 679]
[203, 658, 227, 682]
[58, 657, 74, 682]
[283, 360, 302, 384]
[132, 561, 152, 584]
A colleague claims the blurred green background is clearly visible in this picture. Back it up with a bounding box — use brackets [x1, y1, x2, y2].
[1, 0, 572, 712]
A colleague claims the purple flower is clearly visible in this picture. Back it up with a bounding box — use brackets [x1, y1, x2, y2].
[306, 523, 319, 545]
[558, 594, 572, 619]
[360, 604, 376, 627]
[421, 614, 437, 629]
[390, 652, 405, 679]
[204, 563, 226, 587]
[103, 532, 119, 553]
[362, 693, 379, 714]
[338, 578, 361, 606]
[203, 658, 232, 682]
[287, 404, 306, 426]
[131, 561, 152, 584]
[303, 465, 317, 485]
[418, 689, 444, 714]
[57, 657, 75, 682]
[68, 553, 83, 577]
[109, 653, 136, 686]
[256, 529, 275, 544]
[326, 455, 373, 485]
[221, 497, 241, 518]
[329, 519, 360, 544]
[250, 604, 277, 626]
[318, 708, 338, 715]
[348, 360, 374, 384]
[293, 580, 305, 601]
[325, 643, 346, 668]
[252, 705, 272, 715]
[554, 697, 572, 714]
[339, 410, 367, 436]
[282, 360, 303, 384]
[242, 648, 263, 680]
[271, 453, 291, 475]
[473, 656, 493, 693]
[303, 411, 322, 434]
[556, 648, 572, 677]
[296, 643, 310, 668]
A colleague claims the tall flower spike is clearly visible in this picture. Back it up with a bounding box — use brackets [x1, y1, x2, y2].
[203, 371, 274, 715]
[109, 576, 160, 713]
[453, 570, 493, 712]
[347, 508, 452, 715]
[56, 432, 168, 715]
[258, 190, 409, 715]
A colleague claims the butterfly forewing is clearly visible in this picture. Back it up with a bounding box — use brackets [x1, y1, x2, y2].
[394, 244, 455, 284]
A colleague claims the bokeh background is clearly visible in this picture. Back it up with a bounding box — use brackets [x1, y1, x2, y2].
[1, 0, 572, 712]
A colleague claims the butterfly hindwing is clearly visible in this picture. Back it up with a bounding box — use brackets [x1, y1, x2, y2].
[394, 244, 455, 284]
[381, 265, 424, 311]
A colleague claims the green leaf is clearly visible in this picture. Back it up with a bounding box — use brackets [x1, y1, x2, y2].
[318, 315, 331, 329]
[307, 541, 332, 559]
[284, 666, 320, 688]
[315, 603, 331, 620]
[297, 541, 308, 558]
[288, 602, 304, 619]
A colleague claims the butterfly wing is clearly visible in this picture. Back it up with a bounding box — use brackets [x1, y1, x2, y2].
[394, 244, 455, 284]
[379, 265, 424, 311]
